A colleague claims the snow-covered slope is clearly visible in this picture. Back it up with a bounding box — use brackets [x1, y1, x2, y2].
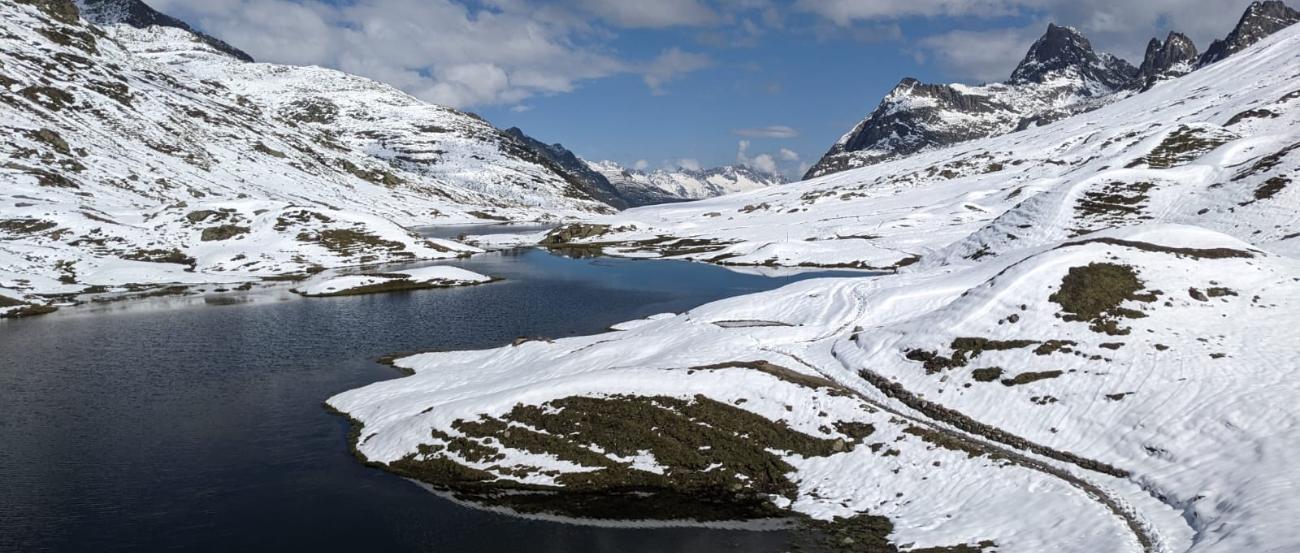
[0, 0, 610, 306]
[587, 160, 786, 206]
[330, 17, 1300, 553]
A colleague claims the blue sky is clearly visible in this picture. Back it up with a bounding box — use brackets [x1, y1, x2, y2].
[153, 0, 1260, 177]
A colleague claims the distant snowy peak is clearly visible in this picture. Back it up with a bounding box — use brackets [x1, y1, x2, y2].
[586, 160, 785, 206]
[1200, 0, 1300, 65]
[807, 1, 1300, 180]
[1008, 23, 1136, 89]
[75, 0, 253, 62]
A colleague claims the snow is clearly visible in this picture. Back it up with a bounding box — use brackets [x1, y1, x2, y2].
[294, 265, 491, 297]
[586, 160, 784, 201]
[330, 21, 1300, 553]
[0, 2, 603, 300]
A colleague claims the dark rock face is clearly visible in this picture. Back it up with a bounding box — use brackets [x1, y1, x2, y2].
[1130, 32, 1198, 90]
[810, 79, 1014, 177]
[17, 0, 81, 24]
[1199, 1, 1300, 66]
[503, 127, 629, 210]
[77, 0, 254, 62]
[1008, 23, 1136, 90]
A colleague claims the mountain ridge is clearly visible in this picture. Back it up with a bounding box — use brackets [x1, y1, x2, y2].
[806, 1, 1300, 180]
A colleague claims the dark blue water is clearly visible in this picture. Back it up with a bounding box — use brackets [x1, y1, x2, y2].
[0, 249, 857, 553]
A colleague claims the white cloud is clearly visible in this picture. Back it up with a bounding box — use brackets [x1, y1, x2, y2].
[643, 48, 713, 95]
[633, 159, 649, 170]
[510, 104, 533, 112]
[149, 0, 627, 108]
[574, 0, 717, 28]
[733, 125, 799, 138]
[914, 24, 1046, 83]
[737, 140, 797, 176]
[795, 0, 1035, 26]
[750, 153, 779, 173]
[675, 158, 703, 171]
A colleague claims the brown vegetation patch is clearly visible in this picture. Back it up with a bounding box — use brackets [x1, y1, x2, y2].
[1000, 371, 1063, 386]
[1049, 263, 1156, 335]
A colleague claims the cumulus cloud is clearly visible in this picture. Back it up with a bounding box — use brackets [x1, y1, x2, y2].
[148, 0, 713, 107]
[914, 24, 1047, 83]
[795, 0, 1034, 25]
[738, 140, 799, 177]
[643, 48, 714, 95]
[732, 125, 799, 138]
[675, 158, 704, 171]
[574, 0, 717, 28]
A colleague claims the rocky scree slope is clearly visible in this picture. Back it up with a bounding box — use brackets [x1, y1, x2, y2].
[0, 0, 612, 311]
[331, 19, 1300, 553]
[806, 1, 1300, 179]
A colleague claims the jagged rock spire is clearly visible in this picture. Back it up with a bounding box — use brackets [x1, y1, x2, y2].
[1129, 32, 1198, 90]
[1008, 23, 1136, 90]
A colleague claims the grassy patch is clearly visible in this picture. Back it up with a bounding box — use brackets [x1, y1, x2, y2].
[906, 338, 1037, 374]
[1127, 125, 1233, 169]
[0, 219, 58, 234]
[200, 225, 250, 242]
[1049, 263, 1155, 335]
[384, 394, 843, 521]
[1057, 237, 1253, 259]
[1253, 177, 1288, 201]
[122, 248, 196, 266]
[301, 228, 406, 256]
[970, 367, 1004, 382]
[1001, 371, 1064, 386]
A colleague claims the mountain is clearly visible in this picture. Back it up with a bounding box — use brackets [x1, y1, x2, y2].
[502, 128, 630, 210]
[1199, 0, 1300, 65]
[807, 2, 1300, 179]
[1007, 23, 1137, 88]
[586, 160, 786, 206]
[334, 18, 1300, 552]
[0, 0, 613, 304]
[805, 24, 1136, 179]
[1128, 32, 1198, 91]
[501, 128, 785, 208]
[75, 0, 254, 62]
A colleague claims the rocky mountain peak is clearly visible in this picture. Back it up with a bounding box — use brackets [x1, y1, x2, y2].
[75, 0, 254, 62]
[1199, 0, 1299, 65]
[1009, 23, 1136, 90]
[1129, 31, 1198, 90]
